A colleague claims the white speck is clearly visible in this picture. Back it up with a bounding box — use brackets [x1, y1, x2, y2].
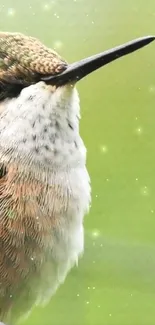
[130, 293, 133, 297]
[92, 21, 94, 24]
[86, 301, 90, 305]
[95, 194, 98, 198]
[30, 257, 34, 261]
[54, 12, 59, 17]
[92, 229, 100, 238]
[100, 145, 108, 153]
[57, 15, 59, 18]
[140, 186, 149, 196]
[93, 286, 96, 290]
[10, 294, 13, 298]
[149, 85, 155, 93]
[135, 126, 143, 135]
[98, 305, 101, 308]
[77, 293, 80, 297]
[106, 178, 110, 182]
[109, 314, 112, 317]
[151, 209, 154, 213]
[53, 40, 63, 50]
[135, 117, 138, 121]
[7, 8, 16, 16]
[135, 178, 138, 181]
[88, 286, 90, 290]
[42, 3, 50, 11]
[0, 4, 5, 10]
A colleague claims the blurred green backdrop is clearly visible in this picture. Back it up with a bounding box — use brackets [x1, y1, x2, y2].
[1, 0, 155, 324]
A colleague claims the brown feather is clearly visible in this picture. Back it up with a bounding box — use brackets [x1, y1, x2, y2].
[0, 32, 68, 100]
[0, 162, 67, 324]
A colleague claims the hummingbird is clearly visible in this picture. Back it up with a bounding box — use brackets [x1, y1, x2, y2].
[0, 32, 154, 325]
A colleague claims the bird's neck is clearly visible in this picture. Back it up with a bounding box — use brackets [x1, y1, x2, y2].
[0, 83, 87, 182]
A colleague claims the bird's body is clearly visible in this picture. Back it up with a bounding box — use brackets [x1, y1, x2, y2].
[0, 81, 90, 324]
[0, 31, 154, 325]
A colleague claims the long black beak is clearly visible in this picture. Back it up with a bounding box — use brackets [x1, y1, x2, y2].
[42, 36, 155, 86]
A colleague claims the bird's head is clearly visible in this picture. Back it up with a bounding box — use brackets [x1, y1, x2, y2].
[0, 32, 154, 102]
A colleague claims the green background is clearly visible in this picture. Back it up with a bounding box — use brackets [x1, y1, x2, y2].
[1, 0, 155, 324]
